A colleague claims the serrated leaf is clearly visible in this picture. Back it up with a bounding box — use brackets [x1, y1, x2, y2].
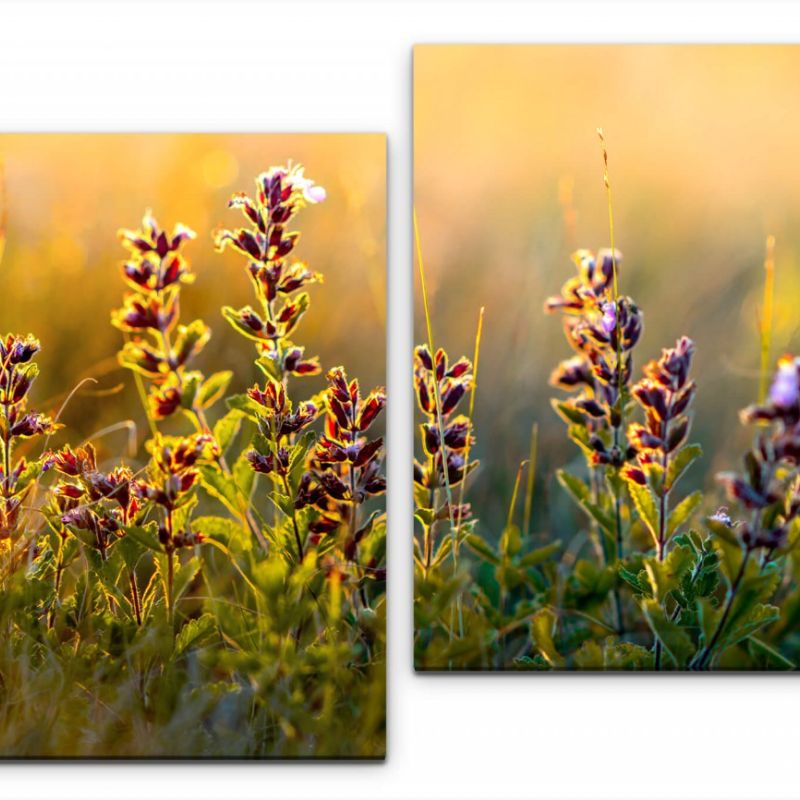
[667, 491, 702, 537]
[174, 613, 217, 657]
[641, 598, 694, 668]
[172, 556, 202, 604]
[619, 566, 652, 597]
[193, 515, 251, 552]
[666, 443, 702, 491]
[624, 479, 659, 545]
[644, 545, 695, 603]
[122, 523, 161, 553]
[557, 470, 615, 534]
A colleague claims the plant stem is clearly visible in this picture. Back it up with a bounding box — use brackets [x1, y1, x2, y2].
[692, 548, 751, 670]
[166, 509, 175, 629]
[195, 400, 268, 553]
[349, 460, 369, 609]
[424, 454, 437, 573]
[166, 550, 174, 629]
[49, 542, 65, 630]
[129, 567, 142, 626]
[282, 473, 304, 562]
[414, 210, 457, 542]
[654, 411, 674, 670]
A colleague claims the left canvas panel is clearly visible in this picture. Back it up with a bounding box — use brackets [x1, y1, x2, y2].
[0, 133, 386, 758]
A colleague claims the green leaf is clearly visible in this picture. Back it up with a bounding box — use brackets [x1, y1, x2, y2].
[705, 516, 739, 547]
[720, 603, 780, 653]
[199, 464, 241, 517]
[550, 398, 587, 426]
[666, 443, 702, 491]
[747, 636, 795, 670]
[696, 596, 720, 646]
[667, 491, 702, 537]
[573, 640, 604, 669]
[519, 540, 562, 568]
[233, 450, 256, 505]
[414, 508, 435, 529]
[640, 598, 694, 668]
[626, 484, 658, 547]
[530, 608, 565, 669]
[643, 545, 695, 603]
[173, 556, 202, 604]
[213, 409, 245, 454]
[556, 470, 614, 534]
[122, 523, 161, 553]
[226, 392, 256, 415]
[193, 515, 251, 552]
[222, 305, 265, 342]
[619, 566, 652, 598]
[174, 613, 217, 657]
[198, 370, 233, 409]
[465, 533, 500, 566]
[288, 430, 316, 488]
[500, 524, 522, 558]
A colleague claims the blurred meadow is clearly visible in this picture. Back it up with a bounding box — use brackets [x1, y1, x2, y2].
[414, 45, 800, 540]
[0, 133, 386, 457]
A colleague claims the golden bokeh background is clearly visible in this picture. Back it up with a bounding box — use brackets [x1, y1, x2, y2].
[415, 45, 800, 535]
[0, 133, 385, 457]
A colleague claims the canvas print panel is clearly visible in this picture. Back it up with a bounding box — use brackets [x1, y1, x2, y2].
[413, 45, 800, 671]
[0, 133, 386, 756]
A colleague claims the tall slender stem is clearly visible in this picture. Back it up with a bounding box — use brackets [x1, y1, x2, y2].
[282, 473, 304, 562]
[654, 411, 673, 670]
[165, 509, 175, 629]
[692, 548, 751, 670]
[129, 567, 142, 626]
[598, 129, 626, 638]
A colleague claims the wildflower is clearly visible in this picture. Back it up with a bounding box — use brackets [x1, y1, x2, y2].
[413, 345, 476, 492]
[216, 163, 323, 383]
[769, 356, 800, 410]
[114, 211, 221, 427]
[0, 334, 61, 545]
[716, 355, 800, 556]
[50, 443, 139, 563]
[600, 301, 617, 333]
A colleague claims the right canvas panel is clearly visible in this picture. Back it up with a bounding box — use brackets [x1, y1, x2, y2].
[413, 45, 800, 671]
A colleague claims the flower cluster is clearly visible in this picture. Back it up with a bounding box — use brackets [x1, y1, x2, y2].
[413, 345, 475, 503]
[625, 337, 696, 483]
[135, 434, 217, 550]
[0, 334, 60, 545]
[113, 211, 223, 425]
[50, 443, 136, 558]
[246, 378, 318, 479]
[301, 368, 386, 559]
[717, 355, 800, 554]
[215, 164, 324, 383]
[623, 337, 698, 565]
[546, 249, 643, 457]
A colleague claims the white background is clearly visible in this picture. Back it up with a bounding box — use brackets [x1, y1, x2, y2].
[1, 2, 800, 798]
